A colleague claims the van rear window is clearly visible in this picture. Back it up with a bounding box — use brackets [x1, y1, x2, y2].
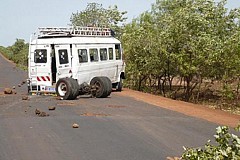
[34, 49, 47, 63]
[58, 49, 69, 64]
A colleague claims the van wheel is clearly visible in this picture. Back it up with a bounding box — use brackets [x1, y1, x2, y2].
[116, 78, 123, 91]
[69, 78, 79, 99]
[90, 77, 108, 98]
[100, 77, 112, 96]
[56, 78, 74, 100]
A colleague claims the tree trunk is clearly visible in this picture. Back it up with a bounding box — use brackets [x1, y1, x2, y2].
[185, 76, 191, 101]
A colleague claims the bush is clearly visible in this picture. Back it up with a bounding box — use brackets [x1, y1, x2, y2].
[0, 46, 13, 59]
[181, 125, 240, 160]
[0, 39, 28, 70]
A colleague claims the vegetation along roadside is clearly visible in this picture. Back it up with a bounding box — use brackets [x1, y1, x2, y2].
[1, 1, 240, 159]
[1, 0, 240, 114]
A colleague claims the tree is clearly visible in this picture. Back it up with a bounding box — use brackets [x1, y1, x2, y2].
[122, 12, 158, 91]
[123, 0, 240, 102]
[70, 3, 127, 38]
[10, 39, 26, 55]
[7, 39, 29, 67]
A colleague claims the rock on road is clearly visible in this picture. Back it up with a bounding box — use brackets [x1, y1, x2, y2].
[0, 53, 239, 160]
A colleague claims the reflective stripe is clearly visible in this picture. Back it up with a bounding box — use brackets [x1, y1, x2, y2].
[37, 76, 50, 81]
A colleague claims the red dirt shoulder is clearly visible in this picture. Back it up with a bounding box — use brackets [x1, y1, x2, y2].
[116, 88, 240, 128]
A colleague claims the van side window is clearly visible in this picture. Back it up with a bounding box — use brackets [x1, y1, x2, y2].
[34, 49, 47, 63]
[115, 44, 121, 60]
[89, 48, 98, 62]
[109, 48, 113, 60]
[78, 49, 88, 63]
[58, 49, 69, 64]
[100, 48, 107, 61]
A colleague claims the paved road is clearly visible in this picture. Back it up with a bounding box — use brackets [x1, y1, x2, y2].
[0, 53, 219, 160]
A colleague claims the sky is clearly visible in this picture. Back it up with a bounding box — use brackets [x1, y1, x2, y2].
[0, 0, 239, 47]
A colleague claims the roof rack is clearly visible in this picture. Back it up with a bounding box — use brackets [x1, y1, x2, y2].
[37, 26, 113, 38]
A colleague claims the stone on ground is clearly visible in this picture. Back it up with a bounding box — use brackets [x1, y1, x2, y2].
[22, 96, 29, 100]
[4, 88, 12, 94]
[48, 106, 56, 110]
[72, 123, 79, 128]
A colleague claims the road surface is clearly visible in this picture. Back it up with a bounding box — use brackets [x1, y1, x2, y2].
[0, 53, 239, 160]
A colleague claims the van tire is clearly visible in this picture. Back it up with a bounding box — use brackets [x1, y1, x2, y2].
[56, 78, 74, 100]
[69, 78, 79, 99]
[90, 77, 108, 98]
[100, 77, 112, 96]
[116, 78, 123, 91]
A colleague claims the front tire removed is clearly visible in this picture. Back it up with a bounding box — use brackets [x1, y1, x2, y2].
[56, 78, 75, 100]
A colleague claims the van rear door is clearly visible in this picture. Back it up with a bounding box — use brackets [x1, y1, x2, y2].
[54, 44, 72, 81]
[29, 44, 52, 87]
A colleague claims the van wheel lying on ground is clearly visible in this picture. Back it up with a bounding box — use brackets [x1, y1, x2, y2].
[56, 78, 79, 100]
[90, 77, 111, 98]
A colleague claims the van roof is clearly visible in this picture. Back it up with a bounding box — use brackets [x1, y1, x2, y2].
[30, 36, 121, 45]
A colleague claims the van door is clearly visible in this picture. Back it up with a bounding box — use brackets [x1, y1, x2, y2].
[54, 44, 72, 81]
[29, 44, 52, 88]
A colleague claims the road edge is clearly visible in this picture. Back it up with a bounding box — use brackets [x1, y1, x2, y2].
[115, 88, 240, 128]
[0, 52, 16, 65]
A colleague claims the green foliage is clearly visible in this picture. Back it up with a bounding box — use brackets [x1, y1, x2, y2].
[181, 125, 240, 160]
[221, 83, 235, 101]
[122, 12, 161, 90]
[122, 0, 240, 102]
[0, 46, 12, 59]
[0, 39, 28, 69]
[9, 39, 28, 67]
[70, 2, 127, 38]
[10, 39, 26, 55]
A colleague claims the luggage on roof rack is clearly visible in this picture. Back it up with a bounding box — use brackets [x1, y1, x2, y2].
[36, 26, 113, 38]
